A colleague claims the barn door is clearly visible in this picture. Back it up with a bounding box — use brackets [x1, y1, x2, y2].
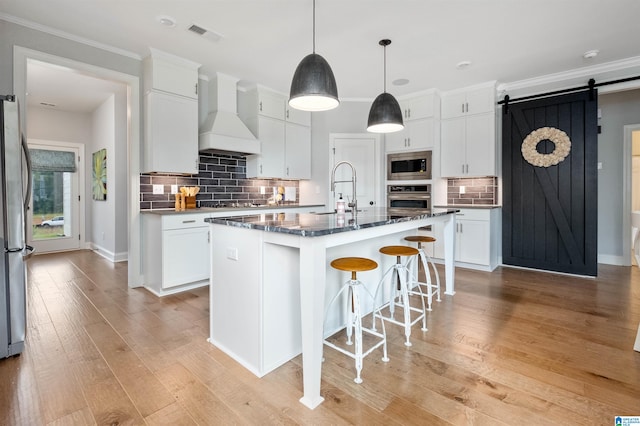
[502, 90, 598, 276]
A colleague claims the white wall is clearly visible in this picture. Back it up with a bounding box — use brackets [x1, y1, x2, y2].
[90, 95, 116, 257]
[299, 101, 372, 205]
[597, 89, 640, 262]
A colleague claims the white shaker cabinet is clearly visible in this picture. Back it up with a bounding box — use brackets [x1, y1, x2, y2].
[386, 91, 440, 153]
[440, 83, 496, 177]
[144, 91, 199, 174]
[142, 49, 201, 174]
[143, 213, 211, 296]
[386, 118, 435, 152]
[239, 85, 311, 179]
[433, 208, 500, 271]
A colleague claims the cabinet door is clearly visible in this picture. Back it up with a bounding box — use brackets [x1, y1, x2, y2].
[404, 93, 435, 121]
[385, 127, 410, 152]
[252, 116, 285, 178]
[441, 92, 467, 119]
[440, 118, 466, 177]
[145, 91, 198, 174]
[465, 113, 496, 177]
[465, 86, 494, 115]
[457, 219, 490, 265]
[150, 59, 199, 99]
[162, 227, 210, 288]
[285, 107, 311, 126]
[284, 122, 311, 179]
[258, 91, 286, 120]
[406, 118, 434, 150]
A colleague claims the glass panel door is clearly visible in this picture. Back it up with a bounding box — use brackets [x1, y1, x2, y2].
[27, 142, 80, 253]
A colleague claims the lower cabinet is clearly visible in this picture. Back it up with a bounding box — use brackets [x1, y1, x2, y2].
[432, 208, 500, 271]
[143, 213, 211, 296]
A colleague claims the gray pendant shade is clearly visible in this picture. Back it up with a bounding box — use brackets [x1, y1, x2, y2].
[367, 38, 404, 133]
[289, 53, 339, 111]
[367, 92, 404, 133]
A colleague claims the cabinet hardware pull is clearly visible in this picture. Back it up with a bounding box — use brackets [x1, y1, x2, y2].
[286, 166, 289, 175]
[461, 103, 464, 113]
[407, 137, 411, 146]
[208, 231, 210, 243]
[408, 108, 411, 119]
[465, 164, 469, 173]
[182, 220, 196, 223]
[465, 102, 469, 113]
[259, 101, 262, 112]
[286, 110, 289, 119]
[462, 164, 465, 174]
[260, 164, 263, 174]
[195, 83, 198, 95]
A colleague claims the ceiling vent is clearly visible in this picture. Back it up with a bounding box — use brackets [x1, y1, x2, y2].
[188, 23, 224, 43]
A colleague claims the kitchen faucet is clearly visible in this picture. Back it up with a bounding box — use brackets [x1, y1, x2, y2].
[330, 161, 357, 212]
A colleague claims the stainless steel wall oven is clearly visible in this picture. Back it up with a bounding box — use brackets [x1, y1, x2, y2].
[387, 184, 431, 217]
[387, 150, 432, 180]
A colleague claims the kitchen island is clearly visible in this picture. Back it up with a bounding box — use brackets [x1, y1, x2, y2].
[205, 207, 457, 409]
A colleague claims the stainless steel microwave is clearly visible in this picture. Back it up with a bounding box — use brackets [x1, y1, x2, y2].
[387, 151, 432, 180]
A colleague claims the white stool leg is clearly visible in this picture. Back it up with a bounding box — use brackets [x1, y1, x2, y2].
[345, 283, 354, 345]
[397, 265, 413, 347]
[352, 287, 363, 384]
[418, 249, 433, 311]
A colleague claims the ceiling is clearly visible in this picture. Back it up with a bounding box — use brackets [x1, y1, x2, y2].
[2, 0, 640, 113]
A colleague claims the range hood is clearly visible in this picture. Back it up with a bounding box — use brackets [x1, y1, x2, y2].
[199, 72, 260, 155]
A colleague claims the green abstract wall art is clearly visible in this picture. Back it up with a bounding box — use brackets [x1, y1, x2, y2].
[92, 148, 107, 201]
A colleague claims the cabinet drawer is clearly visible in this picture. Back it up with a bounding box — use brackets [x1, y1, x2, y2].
[455, 209, 490, 221]
[162, 213, 211, 230]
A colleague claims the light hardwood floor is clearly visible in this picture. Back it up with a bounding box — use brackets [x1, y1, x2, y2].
[1, 250, 639, 425]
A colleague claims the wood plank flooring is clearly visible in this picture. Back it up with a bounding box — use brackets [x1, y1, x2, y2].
[1, 250, 639, 425]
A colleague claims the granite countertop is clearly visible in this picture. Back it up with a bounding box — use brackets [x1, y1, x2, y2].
[434, 204, 502, 210]
[141, 204, 325, 216]
[205, 207, 459, 237]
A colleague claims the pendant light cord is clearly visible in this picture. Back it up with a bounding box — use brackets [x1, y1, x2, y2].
[383, 43, 387, 93]
[312, 0, 316, 53]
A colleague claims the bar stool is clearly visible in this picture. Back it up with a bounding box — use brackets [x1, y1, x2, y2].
[404, 235, 442, 311]
[373, 246, 428, 347]
[324, 257, 389, 384]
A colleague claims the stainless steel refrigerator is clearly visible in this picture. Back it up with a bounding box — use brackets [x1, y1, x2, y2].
[1, 95, 33, 359]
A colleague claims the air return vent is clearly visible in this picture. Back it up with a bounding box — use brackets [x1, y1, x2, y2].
[188, 23, 224, 42]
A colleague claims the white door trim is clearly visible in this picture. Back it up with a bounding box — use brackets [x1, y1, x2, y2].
[622, 123, 640, 266]
[13, 46, 142, 287]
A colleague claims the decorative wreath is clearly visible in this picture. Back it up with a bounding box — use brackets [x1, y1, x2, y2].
[521, 127, 572, 167]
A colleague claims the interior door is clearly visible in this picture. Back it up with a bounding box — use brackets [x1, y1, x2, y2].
[502, 90, 598, 276]
[27, 142, 81, 253]
[330, 133, 382, 210]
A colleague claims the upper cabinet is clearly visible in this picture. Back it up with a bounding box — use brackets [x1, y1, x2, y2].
[385, 91, 440, 153]
[239, 85, 311, 179]
[441, 85, 494, 119]
[142, 49, 201, 174]
[143, 48, 200, 99]
[440, 83, 496, 177]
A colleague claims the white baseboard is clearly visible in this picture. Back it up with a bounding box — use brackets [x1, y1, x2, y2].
[88, 242, 128, 263]
[597, 254, 628, 266]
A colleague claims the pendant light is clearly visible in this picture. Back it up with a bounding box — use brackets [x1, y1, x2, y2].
[289, 0, 339, 111]
[367, 39, 404, 133]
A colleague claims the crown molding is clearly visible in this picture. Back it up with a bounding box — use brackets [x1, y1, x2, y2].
[497, 56, 640, 95]
[0, 13, 141, 61]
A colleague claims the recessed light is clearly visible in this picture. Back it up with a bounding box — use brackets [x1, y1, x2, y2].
[456, 60, 472, 70]
[156, 15, 176, 27]
[583, 49, 599, 59]
[392, 78, 410, 86]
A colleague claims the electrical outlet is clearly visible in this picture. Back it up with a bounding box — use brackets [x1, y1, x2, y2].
[171, 185, 178, 194]
[260, 186, 266, 194]
[226, 247, 239, 261]
[459, 185, 466, 194]
[152, 184, 164, 194]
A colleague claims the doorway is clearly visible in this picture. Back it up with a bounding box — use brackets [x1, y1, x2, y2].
[27, 140, 83, 253]
[625, 125, 640, 265]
